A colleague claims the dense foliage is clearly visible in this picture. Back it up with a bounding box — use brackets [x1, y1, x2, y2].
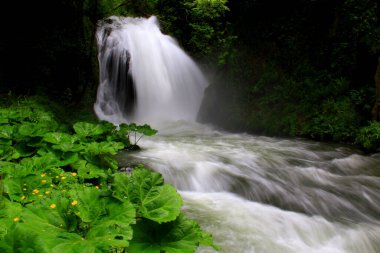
[0, 96, 218, 253]
[197, 0, 380, 152]
[1, 0, 380, 152]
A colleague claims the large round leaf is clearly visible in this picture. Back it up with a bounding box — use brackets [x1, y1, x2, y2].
[128, 214, 203, 253]
[113, 168, 182, 223]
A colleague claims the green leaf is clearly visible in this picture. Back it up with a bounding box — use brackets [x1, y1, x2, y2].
[76, 187, 106, 223]
[50, 230, 131, 253]
[136, 124, 158, 136]
[13, 143, 35, 158]
[0, 140, 13, 159]
[73, 122, 106, 138]
[3, 171, 54, 202]
[0, 197, 76, 253]
[0, 222, 7, 239]
[200, 231, 221, 251]
[86, 200, 135, 246]
[18, 122, 54, 137]
[99, 154, 119, 171]
[84, 141, 124, 155]
[0, 139, 12, 146]
[72, 160, 108, 179]
[0, 163, 27, 177]
[107, 124, 131, 146]
[35, 149, 79, 167]
[139, 184, 182, 223]
[43, 132, 78, 145]
[128, 214, 204, 253]
[0, 126, 14, 139]
[0, 190, 133, 253]
[0, 116, 9, 124]
[7, 108, 33, 122]
[117, 123, 131, 135]
[113, 168, 182, 223]
[51, 239, 104, 253]
[0, 199, 22, 225]
[53, 143, 84, 152]
[2, 176, 23, 200]
[127, 123, 138, 132]
[0, 199, 63, 252]
[0, 225, 49, 253]
[0, 161, 14, 171]
[20, 152, 61, 172]
[26, 194, 70, 230]
[0, 146, 21, 161]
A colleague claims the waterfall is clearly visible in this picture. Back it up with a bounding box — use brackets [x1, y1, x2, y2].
[94, 16, 208, 125]
[93, 15, 380, 253]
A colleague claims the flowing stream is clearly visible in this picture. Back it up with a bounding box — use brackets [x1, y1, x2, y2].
[119, 122, 380, 253]
[95, 16, 380, 253]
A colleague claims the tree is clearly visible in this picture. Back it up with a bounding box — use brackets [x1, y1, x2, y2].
[340, 0, 380, 120]
[372, 56, 380, 120]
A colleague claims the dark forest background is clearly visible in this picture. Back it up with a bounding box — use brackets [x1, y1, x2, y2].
[1, 0, 380, 151]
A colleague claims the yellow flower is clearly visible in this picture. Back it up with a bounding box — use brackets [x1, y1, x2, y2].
[41, 173, 46, 177]
[20, 196, 26, 200]
[50, 203, 56, 209]
[71, 200, 78, 206]
[95, 186, 99, 189]
[45, 191, 50, 195]
[50, 184, 54, 187]
[61, 176, 66, 180]
[41, 179, 47, 184]
[71, 172, 77, 176]
[32, 189, 39, 194]
[13, 217, 20, 222]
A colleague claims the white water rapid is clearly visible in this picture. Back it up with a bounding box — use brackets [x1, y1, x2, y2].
[119, 122, 380, 253]
[95, 16, 380, 253]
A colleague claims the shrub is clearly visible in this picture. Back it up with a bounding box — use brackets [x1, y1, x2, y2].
[355, 121, 380, 152]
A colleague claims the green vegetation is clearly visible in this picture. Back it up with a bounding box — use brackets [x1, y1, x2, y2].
[355, 121, 380, 152]
[1, 0, 380, 150]
[0, 96, 218, 253]
[197, 0, 380, 152]
[89, 0, 233, 63]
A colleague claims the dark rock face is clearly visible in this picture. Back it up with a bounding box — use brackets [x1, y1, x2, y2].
[106, 50, 136, 116]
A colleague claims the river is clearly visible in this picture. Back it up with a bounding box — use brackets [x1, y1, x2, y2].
[119, 121, 380, 253]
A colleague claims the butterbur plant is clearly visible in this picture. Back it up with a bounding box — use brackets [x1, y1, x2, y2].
[0, 186, 136, 252]
[0, 97, 219, 253]
[0, 169, 218, 253]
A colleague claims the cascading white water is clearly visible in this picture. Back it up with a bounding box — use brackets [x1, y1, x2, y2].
[95, 16, 380, 253]
[94, 16, 208, 125]
[118, 122, 380, 253]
